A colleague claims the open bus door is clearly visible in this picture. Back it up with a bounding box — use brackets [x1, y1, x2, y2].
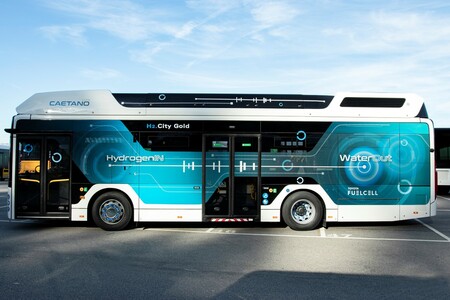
[203, 135, 260, 220]
[14, 135, 71, 218]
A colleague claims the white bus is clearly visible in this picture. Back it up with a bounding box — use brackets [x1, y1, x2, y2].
[0, 146, 9, 181]
[5, 90, 436, 230]
[435, 128, 450, 194]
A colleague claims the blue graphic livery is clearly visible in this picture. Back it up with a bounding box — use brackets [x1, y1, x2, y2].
[64, 120, 430, 206]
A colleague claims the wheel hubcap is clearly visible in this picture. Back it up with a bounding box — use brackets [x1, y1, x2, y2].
[99, 200, 124, 225]
[291, 200, 315, 224]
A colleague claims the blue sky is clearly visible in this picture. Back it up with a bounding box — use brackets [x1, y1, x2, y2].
[2, 0, 450, 145]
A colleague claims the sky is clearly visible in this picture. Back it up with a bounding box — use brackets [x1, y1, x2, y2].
[2, 0, 450, 145]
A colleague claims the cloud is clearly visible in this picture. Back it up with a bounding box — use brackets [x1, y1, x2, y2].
[88, 14, 152, 42]
[39, 25, 87, 46]
[35, 0, 450, 129]
[174, 21, 198, 39]
[39, 0, 304, 72]
[185, 0, 242, 14]
[370, 11, 450, 46]
[41, 0, 173, 43]
[250, 1, 300, 28]
[321, 9, 450, 56]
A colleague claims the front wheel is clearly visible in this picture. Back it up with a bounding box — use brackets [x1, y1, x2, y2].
[92, 192, 133, 231]
[282, 192, 323, 230]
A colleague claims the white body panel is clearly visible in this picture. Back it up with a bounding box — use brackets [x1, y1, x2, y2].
[437, 169, 450, 186]
[261, 184, 338, 222]
[71, 184, 203, 222]
[16, 90, 425, 119]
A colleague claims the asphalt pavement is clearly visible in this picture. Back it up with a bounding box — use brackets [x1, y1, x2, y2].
[0, 181, 449, 299]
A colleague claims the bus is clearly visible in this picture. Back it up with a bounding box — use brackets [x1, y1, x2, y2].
[0, 146, 9, 181]
[435, 128, 450, 194]
[5, 90, 436, 230]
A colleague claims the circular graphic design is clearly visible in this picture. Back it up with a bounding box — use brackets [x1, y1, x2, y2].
[282, 159, 294, 172]
[296, 130, 306, 141]
[51, 152, 62, 163]
[344, 147, 384, 186]
[79, 134, 130, 183]
[397, 179, 413, 195]
[23, 144, 33, 154]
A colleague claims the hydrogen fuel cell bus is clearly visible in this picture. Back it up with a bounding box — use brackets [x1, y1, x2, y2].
[5, 90, 437, 230]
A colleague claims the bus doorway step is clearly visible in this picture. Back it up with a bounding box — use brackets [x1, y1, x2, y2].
[209, 218, 254, 222]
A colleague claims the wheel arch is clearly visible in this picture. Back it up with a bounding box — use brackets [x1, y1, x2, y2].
[280, 188, 326, 230]
[282, 189, 325, 219]
[88, 188, 134, 222]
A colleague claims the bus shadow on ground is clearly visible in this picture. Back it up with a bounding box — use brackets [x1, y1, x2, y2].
[215, 270, 449, 299]
[3, 219, 424, 232]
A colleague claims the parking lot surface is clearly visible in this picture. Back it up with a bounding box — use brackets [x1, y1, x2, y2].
[0, 181, 449, 299]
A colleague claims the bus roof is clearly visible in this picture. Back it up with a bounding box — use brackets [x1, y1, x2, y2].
[15, 90, 428, 119]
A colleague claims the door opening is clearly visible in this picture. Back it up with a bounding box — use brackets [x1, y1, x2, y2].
[203, 135, 260, 219]
[15, 135, 71, 218]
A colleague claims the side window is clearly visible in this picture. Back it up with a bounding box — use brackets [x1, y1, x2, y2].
[436, 130, 450, 168]
[262, 134, 307, 153]
[261, 122, 331, 153]
[138, 133, 202, 152]
[440, 147, 450, 159]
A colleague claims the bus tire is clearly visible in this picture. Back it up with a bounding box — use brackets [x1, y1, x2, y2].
[282, 191, 323, 230]
[92, 192, 133, 231]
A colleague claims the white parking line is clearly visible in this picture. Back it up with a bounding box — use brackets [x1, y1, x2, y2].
[438, 196, 450, 201]
[415, 218, 450, 242]
[319, 227, 326, 237]
[145, 228, 450, 243]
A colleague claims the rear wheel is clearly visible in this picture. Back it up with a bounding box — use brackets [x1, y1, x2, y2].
[92, 192, 133, 231]
[282, 191, 323, 230]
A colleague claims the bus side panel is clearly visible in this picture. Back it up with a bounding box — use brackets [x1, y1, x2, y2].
[70, 120, 203, 222]
[332, 122, 431, 221]
[399, 121, 433, 219]
[338, 205, 400, 221]
[261, 121, 432, 223]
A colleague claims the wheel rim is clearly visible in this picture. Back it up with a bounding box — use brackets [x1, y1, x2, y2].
[290, 199, 315, 224]
[99, 199, 125, 225]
